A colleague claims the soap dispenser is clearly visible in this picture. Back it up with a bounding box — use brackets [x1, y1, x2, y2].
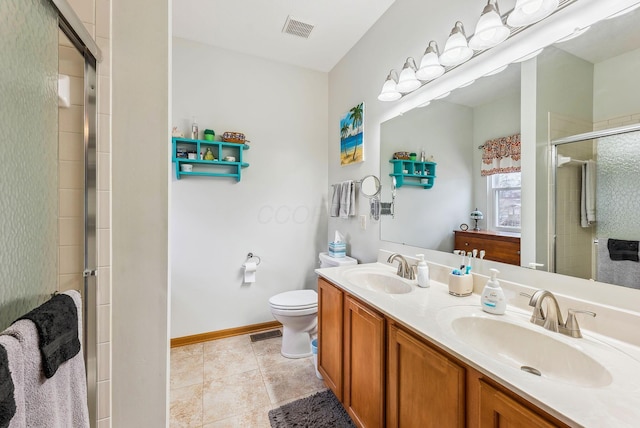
[481, 268, 505, 314]
[416, 254, 430, 288]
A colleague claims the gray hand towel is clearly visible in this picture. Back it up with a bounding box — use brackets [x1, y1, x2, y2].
[0, 336, 24, 428]
[15, 294, 80, 379]
[2, 290, 89, 428]
[330, 184, 341, 217]
[0, 344, 16, 428]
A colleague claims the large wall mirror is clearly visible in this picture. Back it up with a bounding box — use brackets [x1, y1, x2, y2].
[379, 6, 640, 289]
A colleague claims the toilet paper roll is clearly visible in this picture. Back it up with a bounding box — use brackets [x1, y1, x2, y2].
[243, 262, 257, 283]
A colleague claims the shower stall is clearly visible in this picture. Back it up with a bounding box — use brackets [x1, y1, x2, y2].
[0, 0, 101, 425]
[552, 124, 640, 288]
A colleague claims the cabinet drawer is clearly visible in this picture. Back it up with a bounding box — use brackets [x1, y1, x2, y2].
[454, 231, 520, 266]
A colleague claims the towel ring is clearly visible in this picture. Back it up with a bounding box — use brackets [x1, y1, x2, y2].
[247, 252, 261, 266]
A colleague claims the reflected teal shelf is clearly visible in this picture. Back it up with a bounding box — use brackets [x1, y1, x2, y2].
[172, 137, 250, 181]
[389, 159, 437, 189]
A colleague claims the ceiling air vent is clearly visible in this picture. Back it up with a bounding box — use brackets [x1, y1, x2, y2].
[282, 15, 314, 39]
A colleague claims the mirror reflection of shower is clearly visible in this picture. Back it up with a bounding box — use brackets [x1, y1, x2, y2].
[553, 126, 640, 289]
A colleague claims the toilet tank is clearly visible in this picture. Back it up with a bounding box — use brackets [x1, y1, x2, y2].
[319, 252, 358, 268]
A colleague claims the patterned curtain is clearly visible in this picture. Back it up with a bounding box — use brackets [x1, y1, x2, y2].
[481, 133, 521, 176]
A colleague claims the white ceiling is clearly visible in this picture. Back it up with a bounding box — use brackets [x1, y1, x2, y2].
[172, 0, 396, 72]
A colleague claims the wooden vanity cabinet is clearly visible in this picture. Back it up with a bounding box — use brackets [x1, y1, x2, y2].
[318, 277, 385, 427]
[343, 296, 385, 428]
[318, 277, 569, 428]
[318, 277, 344, 400]
[454, 230, 521, 266]
[387, 322, 465, 428]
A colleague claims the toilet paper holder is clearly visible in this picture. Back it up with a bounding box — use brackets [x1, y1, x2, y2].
[246, 252, 262, 266]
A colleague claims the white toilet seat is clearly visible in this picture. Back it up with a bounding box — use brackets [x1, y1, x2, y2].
[270, 306, 317, 317]
[269, 290, 317, 308]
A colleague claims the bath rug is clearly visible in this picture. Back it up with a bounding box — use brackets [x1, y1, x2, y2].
[250, 330, 282, 342]
[268, 389, 356, 428]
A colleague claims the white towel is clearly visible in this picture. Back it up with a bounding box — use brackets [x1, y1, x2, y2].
[330, 184, 341, 217]
[581, 161, 596, 228]
[0, 335, 25, 428]
[339, 180, 355, 218]
[1, 290, 89, 428]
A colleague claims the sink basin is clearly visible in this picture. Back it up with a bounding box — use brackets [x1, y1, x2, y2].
[438, 307, 613, 388]
[343, 269, 413, 294]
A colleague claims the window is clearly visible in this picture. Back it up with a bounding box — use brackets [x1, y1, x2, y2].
[491, 172, 521, 231]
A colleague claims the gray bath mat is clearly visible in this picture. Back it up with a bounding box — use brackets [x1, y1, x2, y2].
[268, 389, 356, 427]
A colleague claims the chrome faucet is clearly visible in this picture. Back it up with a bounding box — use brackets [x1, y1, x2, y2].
[523, 290, 596, 338]
[387, 253, 415, 280]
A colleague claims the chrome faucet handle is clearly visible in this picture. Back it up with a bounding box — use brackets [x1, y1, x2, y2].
[564, 309, 596, 338]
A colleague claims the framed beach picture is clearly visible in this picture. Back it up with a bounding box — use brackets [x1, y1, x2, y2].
[340, 102, 364, 166]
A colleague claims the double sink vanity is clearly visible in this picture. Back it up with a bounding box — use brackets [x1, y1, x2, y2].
[315, 251, 640, 427]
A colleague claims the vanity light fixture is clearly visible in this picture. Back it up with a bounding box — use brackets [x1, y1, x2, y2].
[433, 91, 451, 100]
[396, 57, 421, 93]
[606, 2, 640, 19]
[416, 100, 432, 108]
[469, 0, 511, 50]
[439, 21, 474, 67]
[459, 79, 476, 88]
[507, 0, 559, 27]
[377, 70, 402, 101]
[416, 41, 445, 81]
[555, 26, 591, 43]
[512, 47, 544, 62]
[483, 64, 509, 76]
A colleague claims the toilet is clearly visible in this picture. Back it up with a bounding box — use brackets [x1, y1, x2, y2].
[268, 252, 357, 358]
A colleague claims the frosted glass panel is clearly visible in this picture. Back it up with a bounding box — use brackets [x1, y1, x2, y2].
[596, 131, 640, 241]
[0, 0, 58, 329]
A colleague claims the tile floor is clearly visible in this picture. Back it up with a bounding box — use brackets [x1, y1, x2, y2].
[170, 331, 327, 427]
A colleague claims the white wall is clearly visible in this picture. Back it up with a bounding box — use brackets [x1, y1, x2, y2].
[594, 47, 640, 123]
[112, 0, 169, 425]
[379, 101, 474, 251]
[171, 39, 328, 338]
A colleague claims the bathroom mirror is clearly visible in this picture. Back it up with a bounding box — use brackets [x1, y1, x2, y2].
[360, 175, 381, 198]
[379, 6, 640, 288]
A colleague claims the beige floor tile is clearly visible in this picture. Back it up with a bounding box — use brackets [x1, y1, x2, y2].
[261, 357, 326, 405]
[202, 369, 271, 424]
[202, 405, 272, 428]
[170, 383, 203, 428]
[171, 343, 203, 390]
[251, 336, 290, 370]
[204, 336, 258, 381]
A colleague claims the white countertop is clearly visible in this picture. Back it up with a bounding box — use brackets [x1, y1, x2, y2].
[315, 261, 640, 428]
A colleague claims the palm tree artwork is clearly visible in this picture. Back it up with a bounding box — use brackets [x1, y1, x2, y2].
[339, 102, 364, 166]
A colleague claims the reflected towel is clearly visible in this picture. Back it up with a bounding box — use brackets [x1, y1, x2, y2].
[339, 180, 355, 218]
[598, 238, 640, 289]
[607, 238, 639, 262]
[330, 184, 341, 217]
[580, 161, 596, 228]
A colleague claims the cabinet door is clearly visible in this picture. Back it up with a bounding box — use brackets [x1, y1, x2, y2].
[344, 296, 385, 428]
[318, 278, 344, 400]
[387, 323, 465, 428]
[479, 380, 560, 428]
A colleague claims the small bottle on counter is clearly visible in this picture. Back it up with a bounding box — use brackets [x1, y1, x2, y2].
[416, 254, 430, 288]
[481, 268, 505, 315]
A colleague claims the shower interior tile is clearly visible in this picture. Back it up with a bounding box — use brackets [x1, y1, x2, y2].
[98, 75, 110, 115]
[59, 217, 83, 246]
[98, 228, 111, 267]
[97, 266, 111, 305]
[97, 380, 111, 420]
[98, 114, 111, 153]
[97, 304, 111, 344]
[59, 131, 84, 161]
[59, 160, 84, 190]
[59, 105, 84, 133]
[98, 342, 111, 382]
[96, 37, 110, 77]
[59, 189, 84, 217]
[58, 273, 82, 293]
[66, 0, 95, 25]
[59, 245, 83, 275]
[97, 190, 111, 229]
[96, 0, 110, 40]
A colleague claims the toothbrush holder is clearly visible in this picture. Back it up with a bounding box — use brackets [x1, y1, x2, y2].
[448, 273, 473, 297]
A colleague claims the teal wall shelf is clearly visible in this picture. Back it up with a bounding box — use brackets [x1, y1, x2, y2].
[389, 159, 437, 189]
[172, 137, 250, 181]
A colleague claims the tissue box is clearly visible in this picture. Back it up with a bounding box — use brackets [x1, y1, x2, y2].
[329, 242, 346, 258]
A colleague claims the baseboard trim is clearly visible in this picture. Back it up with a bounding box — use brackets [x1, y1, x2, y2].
[171, 320, 282, 348]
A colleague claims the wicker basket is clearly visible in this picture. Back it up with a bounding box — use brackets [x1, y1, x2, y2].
[222, 131, 246, 143]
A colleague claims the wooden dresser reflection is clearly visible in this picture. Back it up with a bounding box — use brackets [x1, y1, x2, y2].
[454, 230, 521, 266]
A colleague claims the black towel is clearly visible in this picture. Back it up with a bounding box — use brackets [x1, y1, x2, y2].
[0, 344, 16, 428]
[607, 239, 640, 262]
[15, 294, 81, 379]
